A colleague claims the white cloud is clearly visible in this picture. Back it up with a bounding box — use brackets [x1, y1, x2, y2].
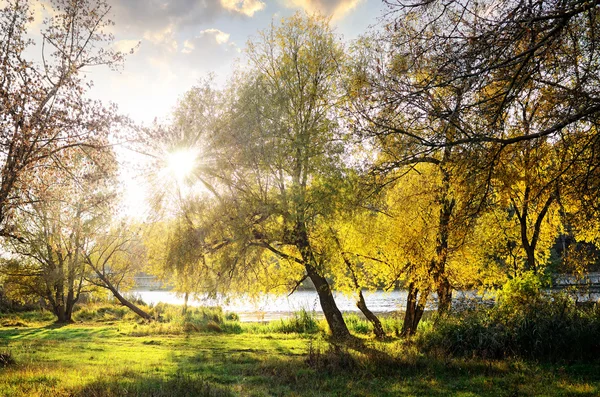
[113, 39, 140, 54]
[200, 29, 231, 45]
[220, 0, 266, 17]
[181, 29, 233, 55]
[182, 40, 195, 54]
[282, 0, 362, 19]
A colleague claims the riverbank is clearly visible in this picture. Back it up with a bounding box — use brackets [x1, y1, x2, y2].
[128, 289, 600, 322]
[128, 289, 500, 322]
[1, 320, 599, 396]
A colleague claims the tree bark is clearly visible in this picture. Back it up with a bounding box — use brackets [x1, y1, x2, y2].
[401, 282, 429, 336]
[433, 157, 455, 314]
[93, 270, 152, 320]
[111, 287, 153, 321]
[307, 266, 350, 339]
[295, 223, 350, 339]
[54, 305, 72, 323]
[356, 290, 386, 339]
[436, 277, 452, 314]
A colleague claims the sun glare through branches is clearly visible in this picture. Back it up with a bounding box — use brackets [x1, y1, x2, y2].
[165, 148, 198, 185]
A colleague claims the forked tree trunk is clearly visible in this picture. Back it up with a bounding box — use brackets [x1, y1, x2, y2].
[401, 282, 429, 337]
[52, 298, 76, 323]
[50, 274, 77, 324]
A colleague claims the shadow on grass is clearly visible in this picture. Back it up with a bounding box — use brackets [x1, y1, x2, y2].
[71, 372, 234, 397]
[159, 336, 535, 396]
[0, 324, 117, 341]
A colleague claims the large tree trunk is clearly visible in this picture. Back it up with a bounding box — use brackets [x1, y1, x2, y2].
[401, 282, 429, 337]
[356, 290, 386, 339]
[52, 297, 75, 323]
[307, 266, 350, 339]
[436, 277, 452, 314]
[523, 242, 537, 273]
[54, 305, 71, 323]
[52, 267, 74, 323]
[296, 223, 349, 339]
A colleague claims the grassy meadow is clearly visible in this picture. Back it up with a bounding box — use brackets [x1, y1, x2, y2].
[1, 304, 600, 396]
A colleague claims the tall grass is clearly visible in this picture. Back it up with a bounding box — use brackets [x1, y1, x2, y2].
[242, 309, 323, 334]
[418, 279, 600, 361]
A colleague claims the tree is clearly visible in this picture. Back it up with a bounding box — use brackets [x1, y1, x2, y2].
[346, 0, 600, 313]
[143, 201, 223, 314]
[0, 149, 116, 323]
[347, 30, 488, 314]
[373, 0, 600, 149]
[0, 0, 130, 238]
[199, 13, 352, 338]
[333, 165, 481, 335]
[83, 224, 152, 320]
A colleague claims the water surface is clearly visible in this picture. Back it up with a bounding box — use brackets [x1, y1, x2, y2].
[131, 289, 483, 321]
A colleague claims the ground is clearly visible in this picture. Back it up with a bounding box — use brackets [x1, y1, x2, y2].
[1, 320, 600, 396]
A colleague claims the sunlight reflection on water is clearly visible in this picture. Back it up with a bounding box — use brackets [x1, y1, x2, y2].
[130, 290, 484, 321]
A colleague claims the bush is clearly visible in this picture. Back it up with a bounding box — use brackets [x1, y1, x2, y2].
[225, 312, 239, 321]
[418, 276, 600, 361]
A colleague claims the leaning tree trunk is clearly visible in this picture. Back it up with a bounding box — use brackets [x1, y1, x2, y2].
[331, 229, 386, 339]
[296, 224, 350, 339]
[307, 266, 350, 339]
[357, 290, 386, 339]
[111, 288, 153, 321]
[401, 282, 429, 337]
[93, 270, 152, 320]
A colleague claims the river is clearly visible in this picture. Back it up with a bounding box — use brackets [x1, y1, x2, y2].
[129, 289, 490, 321]
[129, 288, 600, 322]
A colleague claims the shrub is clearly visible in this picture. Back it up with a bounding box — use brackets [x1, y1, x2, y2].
[225, 312, 239, 321]
[418, 280, 600, 361]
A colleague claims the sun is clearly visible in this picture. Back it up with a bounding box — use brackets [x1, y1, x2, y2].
[165, 148, 197, 184]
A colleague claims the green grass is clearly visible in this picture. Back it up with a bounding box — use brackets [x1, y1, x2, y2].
[1, 314, 600, 396]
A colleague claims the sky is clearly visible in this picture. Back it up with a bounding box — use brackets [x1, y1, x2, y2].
[25, 0, 387, 218]
[86, 0, 386, 124]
